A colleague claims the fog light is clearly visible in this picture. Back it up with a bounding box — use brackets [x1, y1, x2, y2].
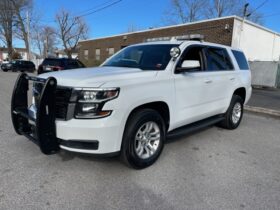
[82, 104, 98, 112]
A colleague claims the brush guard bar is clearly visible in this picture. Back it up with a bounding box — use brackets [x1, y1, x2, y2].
[11, 73, 59, 155]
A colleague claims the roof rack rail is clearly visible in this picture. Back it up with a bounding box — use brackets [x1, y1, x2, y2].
[145, 34, 204, 42]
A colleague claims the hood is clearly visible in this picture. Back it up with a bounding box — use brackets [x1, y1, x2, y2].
[39, 66, 158, 87]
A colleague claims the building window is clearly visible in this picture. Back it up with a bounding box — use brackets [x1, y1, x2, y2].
[84, 49, 89, 60]
[95, 49, 100, 61]
[108, 48, 114, 57]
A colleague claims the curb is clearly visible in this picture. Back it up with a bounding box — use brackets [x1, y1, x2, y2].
[244, 105, 280, 118]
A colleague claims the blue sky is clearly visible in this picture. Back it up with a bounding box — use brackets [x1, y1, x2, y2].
[14, 0, 280, 48]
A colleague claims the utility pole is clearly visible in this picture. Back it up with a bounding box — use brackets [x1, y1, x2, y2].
[239, 3, 250, 48]
[26, 10, 30, 61]
[241, 3, 250, 31]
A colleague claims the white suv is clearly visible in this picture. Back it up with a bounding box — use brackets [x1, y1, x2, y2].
[11, 36, 252, 169]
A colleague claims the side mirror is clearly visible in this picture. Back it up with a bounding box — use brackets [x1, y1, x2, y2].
[176, 60, 201, 73]
[181, 60, 200, 69]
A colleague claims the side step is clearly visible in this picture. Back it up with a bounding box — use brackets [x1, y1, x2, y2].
[167, 115, 224, 139]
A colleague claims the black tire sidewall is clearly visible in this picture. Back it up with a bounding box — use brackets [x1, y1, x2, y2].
[122, 109, 165, 169]
[228, 96, 244, 129]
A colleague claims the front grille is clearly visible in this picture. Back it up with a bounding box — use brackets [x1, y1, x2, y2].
[33, 83, 73, 120]
[55, 87, 72, 120]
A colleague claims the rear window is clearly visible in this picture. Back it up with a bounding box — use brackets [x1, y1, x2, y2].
[66, 59, 85, 69]
[42, 59, 63, 67]
[232, 50, 249, 70]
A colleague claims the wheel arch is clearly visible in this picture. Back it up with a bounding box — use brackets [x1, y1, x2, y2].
[125, 101, 170, 131]
[233, 87, 246, 103]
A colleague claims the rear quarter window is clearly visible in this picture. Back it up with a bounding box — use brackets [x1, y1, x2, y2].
[232, 50, 249, 70]
[66, 60, 84, 69]
[42, 59, 63, 67]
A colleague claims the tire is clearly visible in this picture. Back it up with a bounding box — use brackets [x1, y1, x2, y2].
[218, 95, 244, 130]
[121, 109, 166, 169]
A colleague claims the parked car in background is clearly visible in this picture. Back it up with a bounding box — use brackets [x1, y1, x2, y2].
[38, 58, 85, 74]
[1, 60, 35, 72]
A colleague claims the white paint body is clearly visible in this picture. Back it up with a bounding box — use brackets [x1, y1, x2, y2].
[39, 41, 252, 154]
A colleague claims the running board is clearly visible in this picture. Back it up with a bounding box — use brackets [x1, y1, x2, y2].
[167, 115, 224, 139]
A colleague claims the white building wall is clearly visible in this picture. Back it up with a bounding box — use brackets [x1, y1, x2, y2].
[232, 18, 280, 61]
[1, 52, 28, 61]
[58, 53, 78, 58]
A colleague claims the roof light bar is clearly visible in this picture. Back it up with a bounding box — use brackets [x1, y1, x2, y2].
[145, 34, 204, 42]
[146, 37, 171, 42]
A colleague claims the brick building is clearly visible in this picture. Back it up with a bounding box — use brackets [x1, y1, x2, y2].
[78, 16, 280, 67]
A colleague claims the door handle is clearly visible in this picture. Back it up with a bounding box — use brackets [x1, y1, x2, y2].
[204, 79, 213, 84]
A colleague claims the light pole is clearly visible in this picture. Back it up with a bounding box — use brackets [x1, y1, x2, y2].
[239, 3, 250, 48]
[26, 10, 30, 61]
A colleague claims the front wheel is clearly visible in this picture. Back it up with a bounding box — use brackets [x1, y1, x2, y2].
[121, 109, 166, 169]
[218, 95, 244, 129]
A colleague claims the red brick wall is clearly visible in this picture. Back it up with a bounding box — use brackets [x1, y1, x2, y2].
[79, 17, 234, 67]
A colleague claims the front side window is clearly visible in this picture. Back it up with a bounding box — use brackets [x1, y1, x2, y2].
[178, 46, 205, 71]
[103, 44, 178, 70]
[205, 47, 233, 71]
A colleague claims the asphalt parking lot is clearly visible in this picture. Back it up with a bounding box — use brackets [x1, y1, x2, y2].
[0, 71, 280, 210]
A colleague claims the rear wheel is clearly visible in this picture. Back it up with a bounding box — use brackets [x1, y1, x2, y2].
[218, 95, 244, 129]
[121, 109, 166, 169]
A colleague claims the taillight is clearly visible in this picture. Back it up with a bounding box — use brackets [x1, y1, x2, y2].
[53, 66, 64, 71]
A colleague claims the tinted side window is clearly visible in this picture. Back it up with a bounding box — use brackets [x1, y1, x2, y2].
[179, 46, 205, 71]
[232, 50, 249, 70]
[205, 47, 233, 71]
[76, 60, 85, 68]
[42, 59, 63, 66]
[66, 60, 81, 69]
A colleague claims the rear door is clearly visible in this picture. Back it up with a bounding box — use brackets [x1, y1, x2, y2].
[202, 46, 236, 113]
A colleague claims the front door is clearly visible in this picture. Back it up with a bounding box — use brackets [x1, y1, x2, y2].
[173, 45, 215, 128]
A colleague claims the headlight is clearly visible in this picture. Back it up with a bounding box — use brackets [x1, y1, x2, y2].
[75, 88, 119, 119]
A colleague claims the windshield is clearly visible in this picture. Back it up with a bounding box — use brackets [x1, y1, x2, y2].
[103, 44, 178, 70]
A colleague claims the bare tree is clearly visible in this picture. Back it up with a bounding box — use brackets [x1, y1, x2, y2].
[11, 0, 33, 60]
[164, 0, 207, 24]
[246, 12, 264, 24]
[205, 0, 242, 18]
[0, 0, 15, 60]
[164, 0, 264, 25]
[55, 10, 88, 58]
[205, 0, 264, 24]
[32, 25, 57, 58]
[236, 3, 264, 24]
[127, 24, 139, 33]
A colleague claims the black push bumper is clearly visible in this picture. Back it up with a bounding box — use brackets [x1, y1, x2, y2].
[11, 73, 60, 155]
